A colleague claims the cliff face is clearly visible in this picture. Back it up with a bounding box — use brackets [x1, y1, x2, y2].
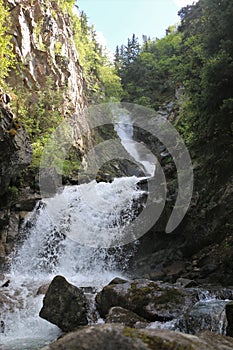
[7, 0, 86, 113]
[0, 0, 90, 264]
[0, 94, 32, 196]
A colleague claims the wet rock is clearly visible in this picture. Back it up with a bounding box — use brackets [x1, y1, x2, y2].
[96, 278, 198, 322]
[39, 324, 233, 350]
[36, 283, 50, 295]
[175, 278, 198, 288]
[0, 99, 32, 197]
[226, 301, 233, 337]
[106, 306, 148, 327]
[39, 275, 88, 331]
[180, 300, 228, 335]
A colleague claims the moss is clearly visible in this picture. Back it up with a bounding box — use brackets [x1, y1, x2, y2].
[123, 327, 190, 350]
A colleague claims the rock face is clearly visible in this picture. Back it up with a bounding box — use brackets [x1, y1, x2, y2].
[7, 0, 86, 114]
[0, 95, 32, 262]
[0, 0, 90, 264]
[39, 324, 233, 350]
[0, 97, 32, 196]
[96, 278, 198, 322]
[39, 275, 88, 331]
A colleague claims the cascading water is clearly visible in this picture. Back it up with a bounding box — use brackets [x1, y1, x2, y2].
[0, 175, 145, 349]
[0, 112, 229, 349]
[114, 114, 156, 177]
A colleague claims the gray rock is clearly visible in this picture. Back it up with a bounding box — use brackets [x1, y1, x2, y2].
[39, 324, 233, 350]
[39, 275, 88, 331]
[96, 278, 198, 322]
[0, 101, 32, 196]
[226, 301, 233, 337]
[180, 300, 228, 335]
[106, 306, 148, 327]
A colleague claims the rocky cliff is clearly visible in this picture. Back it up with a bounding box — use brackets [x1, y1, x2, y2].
[7, 0, 86, 114]
[0, 0, 89, 264]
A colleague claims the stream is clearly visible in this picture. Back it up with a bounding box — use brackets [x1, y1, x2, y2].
[0, 114, 230, 349]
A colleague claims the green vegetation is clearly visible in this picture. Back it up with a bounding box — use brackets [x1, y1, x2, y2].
[115, 0, 233, 169]
[0, 0, 15, 86]
[0, 1, 122, 175]
[71, 10, 122, 102]
[115, 29, 181, 109]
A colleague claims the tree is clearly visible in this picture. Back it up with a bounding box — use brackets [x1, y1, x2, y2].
[0, 0, 14, 85]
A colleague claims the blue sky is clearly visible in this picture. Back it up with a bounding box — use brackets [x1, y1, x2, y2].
[76, 0, 197, 52]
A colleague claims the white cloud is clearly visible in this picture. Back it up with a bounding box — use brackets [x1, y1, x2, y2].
[96, 31, 107, 49]
[173, 0, 198, 8]
[96, 31, 115, 61]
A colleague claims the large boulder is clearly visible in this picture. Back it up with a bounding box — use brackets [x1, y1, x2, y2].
[95, 278, 198, 322]
[180, 300, 228, 334]
[39, 275, 88, 331]
[39, 324, 233, 350]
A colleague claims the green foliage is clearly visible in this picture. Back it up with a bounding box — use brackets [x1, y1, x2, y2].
[115, 29, 182, 109]
[58, 0, 75, 14]
[177, 0, 233, 152]
[97, 65, 123, 102]
[116, 0, 233, 172]
[0, 0, 15, 85]
[11, 76, 65, 168]
[7, 185, 19, 201]
[71, 10, 122, 102]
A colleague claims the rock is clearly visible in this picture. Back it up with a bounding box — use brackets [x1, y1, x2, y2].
[0, 100, 32, 196]
[96, 278, 198, 322]
[226, 301, 233, 337]
[180, 300, 228, 335]
[175, 278, 198, 288]
[108, 277, 129, 285]
[106, 306, 148, 327]
[0, 320, 5, 333]
[39, 324, 233, 350]
[39, 275, 88, 331]
[37, 283, 50, 295]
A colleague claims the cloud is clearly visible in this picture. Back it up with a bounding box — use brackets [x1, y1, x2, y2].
[173, 0, 198, 8]
[96, 31, 107, 49]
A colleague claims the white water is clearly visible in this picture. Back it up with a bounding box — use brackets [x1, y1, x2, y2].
[0, 177, 145, 349]
[114, 114, 156, 177]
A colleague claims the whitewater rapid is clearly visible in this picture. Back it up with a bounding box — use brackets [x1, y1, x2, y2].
[0, 176, 145, 349]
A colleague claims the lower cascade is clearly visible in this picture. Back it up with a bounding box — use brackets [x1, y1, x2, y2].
[0, 176, 145, 349]
[0, 175, 232, 349]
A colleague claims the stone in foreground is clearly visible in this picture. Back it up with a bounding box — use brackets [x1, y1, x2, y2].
[39, 324, 233, 350]
[96, 278, 198, 321]
[39, 275, 88, 332]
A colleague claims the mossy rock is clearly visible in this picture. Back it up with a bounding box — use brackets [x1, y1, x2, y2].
[39, 324, 233, 350]
[96, 278, 198, 322]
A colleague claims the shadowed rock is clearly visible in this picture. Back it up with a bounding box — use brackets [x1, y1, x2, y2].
[39, 275, 88, 331]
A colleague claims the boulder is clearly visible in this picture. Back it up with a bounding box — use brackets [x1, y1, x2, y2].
[39, 324, 233, 350]
[106, 306, 148, 327]
[39, 275, 88, 331]
[96, 278, 198, 322]
[226, 301, 233, 337]
[180, 300, 228, 335]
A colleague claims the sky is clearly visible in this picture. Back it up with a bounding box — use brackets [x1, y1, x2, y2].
[76, 0, 197, 53]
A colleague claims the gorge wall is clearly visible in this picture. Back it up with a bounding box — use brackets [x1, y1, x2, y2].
[0, 0, 89, 264]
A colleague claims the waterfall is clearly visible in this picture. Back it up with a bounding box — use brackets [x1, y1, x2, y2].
[114, 113, 156, 177]
[0, 176, 145, 349]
